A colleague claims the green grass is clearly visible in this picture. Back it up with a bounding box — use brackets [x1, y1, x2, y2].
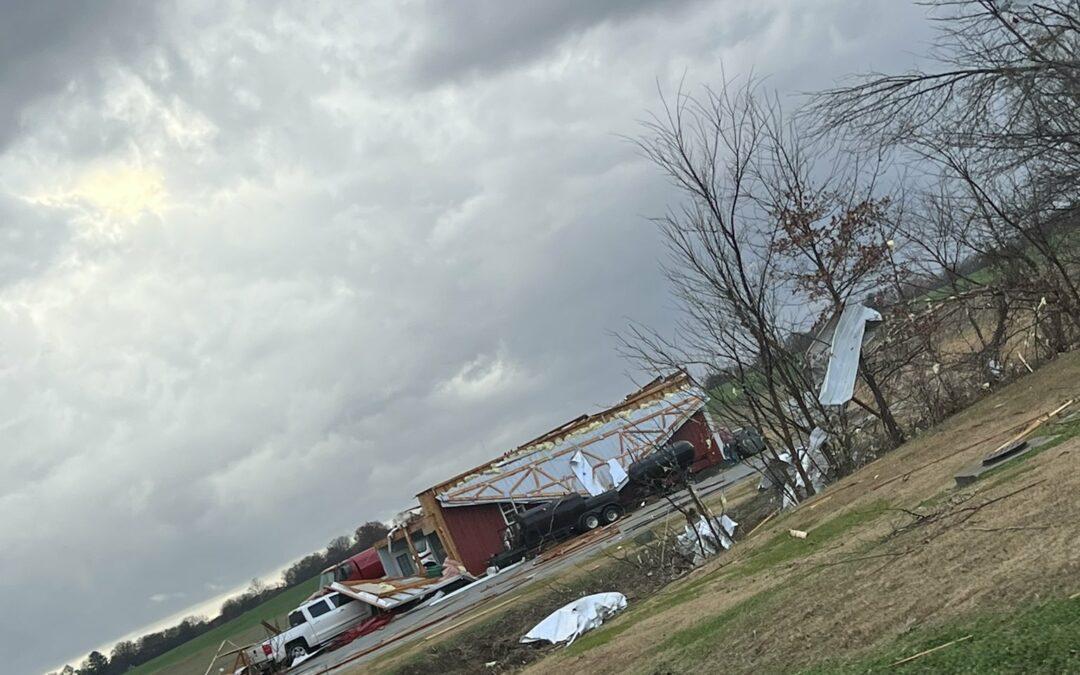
[802, 594, 1080, 673]
[918, 266, 995, 303]
[129, 576, 319, 674]
[567, 502, 890, 658]
[655, 584, 786, 661]
[722, 500, 890, 580]
[915, 226, 1080, 306]
[576, 501, 1080, 673]
[915, 489, 950, 511]
[647, 564, 1080, 674]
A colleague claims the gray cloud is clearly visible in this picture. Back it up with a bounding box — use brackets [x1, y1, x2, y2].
[0, 194, 71, 286]
[406, 0, 705, 85]
[0, 1, 163, 151]
[0, 1, 933, 672]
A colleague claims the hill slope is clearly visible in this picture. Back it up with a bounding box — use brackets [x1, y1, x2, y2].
[521, 350, 1080, 674]
[129, 576, 318, 675]
[364, 351, 1080, 674]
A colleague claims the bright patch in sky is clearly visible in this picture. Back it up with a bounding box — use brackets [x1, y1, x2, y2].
[75, 165, 166, 218]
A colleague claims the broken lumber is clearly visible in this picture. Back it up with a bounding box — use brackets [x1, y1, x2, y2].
[537, 525, 619, 563]
[423, 596, 518, 642]
[1017, 351, 1034, 373]
[201, 639, 245, 675]
[986, 399, 1073, 457]
[746, 509, 779, 538]
[889, 634, 972, 667]
[872, 399, 1074, 492]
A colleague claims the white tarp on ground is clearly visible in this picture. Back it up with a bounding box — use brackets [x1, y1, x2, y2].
[676, 514, 738, 565]
[818, 304, 882, 405]
[520, 592, 628, 645]
[570, 450, 605, 496]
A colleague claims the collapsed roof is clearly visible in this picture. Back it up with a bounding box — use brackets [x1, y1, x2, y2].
[426, 372, 708, 507]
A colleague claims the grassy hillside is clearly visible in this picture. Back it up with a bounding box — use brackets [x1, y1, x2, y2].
[520, 350, 1080, 674]
[130, 576, 319, 675]
[370, 350, 1080, 674]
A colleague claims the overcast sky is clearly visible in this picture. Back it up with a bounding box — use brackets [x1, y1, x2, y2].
[0, 1, 934, 672]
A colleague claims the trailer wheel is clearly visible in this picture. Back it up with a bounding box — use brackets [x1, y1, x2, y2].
[579, 512, 601, 531]
[602, 504, 623, 523]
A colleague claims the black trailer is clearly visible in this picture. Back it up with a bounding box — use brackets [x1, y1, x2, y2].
[626, 440, 696, 490]
[488, 489, 624, 570]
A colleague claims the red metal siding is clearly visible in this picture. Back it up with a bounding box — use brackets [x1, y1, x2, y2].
[440, 503, 508, 575]
[671, 410, 724, 473]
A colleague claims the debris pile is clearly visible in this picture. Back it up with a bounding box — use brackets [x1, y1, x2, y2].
[675, 512, 738, 565]
[328, 613, 394, 650]
[756, 427, 829, 510]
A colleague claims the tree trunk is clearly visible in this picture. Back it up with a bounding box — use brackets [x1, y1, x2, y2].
[860, 357, 905, 446]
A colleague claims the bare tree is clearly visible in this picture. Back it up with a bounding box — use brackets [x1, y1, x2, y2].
[810, 0, 1080, 353]
[620, 77, 910, 502]
[757, 125, 908, 445]
[625, 2, 1080, 505]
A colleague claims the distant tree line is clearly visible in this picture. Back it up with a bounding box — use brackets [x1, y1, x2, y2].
[52, 521, 388, 675]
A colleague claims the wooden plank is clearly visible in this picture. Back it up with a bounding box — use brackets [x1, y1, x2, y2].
[871, 400, 1073, 492]
[889, 635, 972, 667]
[988, 399, 1073, 456]
[745, 509, 779, 538]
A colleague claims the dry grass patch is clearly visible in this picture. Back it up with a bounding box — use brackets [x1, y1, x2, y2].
[530, 351, 1080, 675]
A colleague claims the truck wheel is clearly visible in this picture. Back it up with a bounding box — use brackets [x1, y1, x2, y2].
[579, 512, 600, 531]
[286, 641, 309, 665]
[602, 504, 624, 523]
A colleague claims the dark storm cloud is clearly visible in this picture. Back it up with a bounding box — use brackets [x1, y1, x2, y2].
[407, 0, 704, 85]
[0, 1, 162, 150]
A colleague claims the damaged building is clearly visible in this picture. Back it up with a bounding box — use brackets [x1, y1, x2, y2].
[373, 509, 447, 578]
[409, 372, 731, 575]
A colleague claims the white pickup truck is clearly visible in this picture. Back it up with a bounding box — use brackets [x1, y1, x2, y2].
[240, 571, 474, 672]
[243, 591, 373, 670]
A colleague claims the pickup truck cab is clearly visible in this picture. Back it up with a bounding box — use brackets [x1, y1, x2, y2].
[258, 591, 374, 667]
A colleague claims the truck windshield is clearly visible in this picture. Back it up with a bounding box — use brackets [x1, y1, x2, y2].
[288, 611, 306, 628]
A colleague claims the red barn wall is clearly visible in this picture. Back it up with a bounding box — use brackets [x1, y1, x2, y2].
[439, 503, 508, 575]
[671, 409, 724, 473]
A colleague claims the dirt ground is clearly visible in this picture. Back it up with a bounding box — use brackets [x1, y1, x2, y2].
[520, 349, 1080, 674]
